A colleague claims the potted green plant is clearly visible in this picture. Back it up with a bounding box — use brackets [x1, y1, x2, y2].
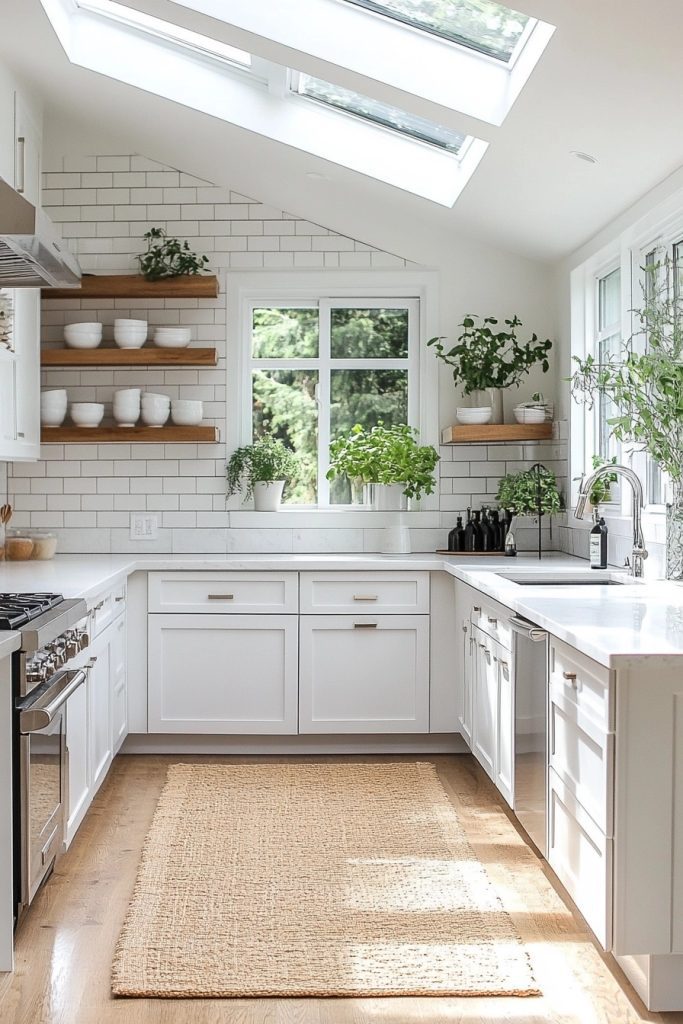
[226, 435, 298, 511]
[570, 255, 683, 578]
[327, 423, 439, 509]
[496, 466, 563, 517]
[428, 315, 552, 424]
[136, 227, 210, 280]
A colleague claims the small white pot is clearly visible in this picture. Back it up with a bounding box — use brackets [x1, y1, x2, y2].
[374, 483, 408, 512]
[253, 480, 285, 511]
[381, 516, 411, 554]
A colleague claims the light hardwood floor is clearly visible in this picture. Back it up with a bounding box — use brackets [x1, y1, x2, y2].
[0, 753, 680, 1024]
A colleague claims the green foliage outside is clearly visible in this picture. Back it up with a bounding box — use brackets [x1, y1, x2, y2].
[327, 423, 439, 501]
[226, 435, 298, 502]
[588, 455, 618, 506]
[570, 256, 683, 485]
[496, 466, 563, 517]
[428, 315, 552, 394]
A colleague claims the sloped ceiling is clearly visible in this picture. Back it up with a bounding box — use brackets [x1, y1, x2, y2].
[1, 0, 682, 265]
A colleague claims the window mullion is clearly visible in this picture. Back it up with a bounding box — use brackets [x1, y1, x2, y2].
[317, 301, 332, 506]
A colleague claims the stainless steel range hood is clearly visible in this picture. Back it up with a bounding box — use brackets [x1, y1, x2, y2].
[0, 177, 81, 288]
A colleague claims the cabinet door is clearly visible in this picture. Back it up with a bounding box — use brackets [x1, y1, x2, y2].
[472, 629, 496, 780]
[88, 633, 112, 795]
[14, 92, 41, 206]
[299, 615, 429, 734]
[495, 650, 514, 807]
[0, 353, 16, 451]
[11, 288, 40, 460]
[65, 679, 90, 846]
[110, 614, 127, 754]
[459, 624, 474, 748]
[148, 614, 298, 734]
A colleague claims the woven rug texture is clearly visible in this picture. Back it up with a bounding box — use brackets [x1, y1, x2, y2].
[112, 761, 539, 998]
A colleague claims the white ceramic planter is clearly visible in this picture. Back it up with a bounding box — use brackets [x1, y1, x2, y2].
[471, 388, 504, 424]
[373, 483, 408, 512]
[253, 480, 285, 511]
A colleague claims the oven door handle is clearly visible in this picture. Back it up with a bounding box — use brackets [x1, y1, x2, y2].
[19, 669, 87, 733]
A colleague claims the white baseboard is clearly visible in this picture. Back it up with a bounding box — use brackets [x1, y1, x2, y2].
[121, 733, 468, 755]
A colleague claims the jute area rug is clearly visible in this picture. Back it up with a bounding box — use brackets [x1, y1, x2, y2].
[112, 762, 539, 998]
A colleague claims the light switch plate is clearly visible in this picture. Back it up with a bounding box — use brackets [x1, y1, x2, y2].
[129, 513, 159, 540]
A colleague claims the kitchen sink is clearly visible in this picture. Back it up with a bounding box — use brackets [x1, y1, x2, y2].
[496, 572, 626, 586]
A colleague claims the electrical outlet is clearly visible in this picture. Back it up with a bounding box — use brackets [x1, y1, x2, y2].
[129, 513, 159, 541]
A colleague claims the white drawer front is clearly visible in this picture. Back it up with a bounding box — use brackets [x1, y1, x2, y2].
[470, 597, 512, 651]
[550, 688, 613, 835]
[300, 572, 429, 614]
[148, 572, 298, 614]
[548, 769, 612, 950]
[90, 582, 126, 636]
[550, 638, 613, 730]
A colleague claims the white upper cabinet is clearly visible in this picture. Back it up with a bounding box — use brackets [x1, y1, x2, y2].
[13, 91, 41, 206]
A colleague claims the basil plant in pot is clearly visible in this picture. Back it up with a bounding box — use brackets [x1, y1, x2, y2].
[496, 465, 563, 557]
[428, 315, 552, 424]
[570, 255, 683, 579]
[226, 435, 298, 511]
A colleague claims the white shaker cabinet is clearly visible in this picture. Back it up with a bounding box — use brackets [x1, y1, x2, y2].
[147, 614, 298, 734]
[298, 615, 429, 734]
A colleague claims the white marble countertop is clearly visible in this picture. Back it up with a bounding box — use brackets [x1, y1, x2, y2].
[0, 632, 20, 662]
[0, 551, 682, 667]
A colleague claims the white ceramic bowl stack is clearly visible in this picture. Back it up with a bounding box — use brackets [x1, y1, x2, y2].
[513, 406, 546, 424]
[114, 319, 148, 349]
[455, 406, 492, 425]
[40, 389, 68, 427]
[113, 388, 141, 427]
[141, 392, 170, 427]
[170, 399, 203, 426]
[64, 323, 103, 349]
[153, 327, 192, 349]
[70, 402, 105, 428]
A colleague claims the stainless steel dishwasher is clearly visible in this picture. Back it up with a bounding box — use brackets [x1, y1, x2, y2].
[509, 615, 549, 856]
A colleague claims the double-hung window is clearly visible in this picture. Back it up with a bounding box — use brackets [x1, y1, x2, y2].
[595, 267, 622, 469]
[245, 298, 419, 506]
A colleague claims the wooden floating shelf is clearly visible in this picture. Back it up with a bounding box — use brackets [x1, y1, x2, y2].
[441, 423, 553, 444]
[42, 273, 220, 300]
[41, 346, 217, 367]
[41, 425, 220, 444]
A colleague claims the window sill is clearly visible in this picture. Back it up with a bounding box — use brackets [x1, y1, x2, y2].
[227, 509, 442, 529]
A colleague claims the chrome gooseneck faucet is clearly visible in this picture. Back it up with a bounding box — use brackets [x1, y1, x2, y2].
[574, 464, 648, 578]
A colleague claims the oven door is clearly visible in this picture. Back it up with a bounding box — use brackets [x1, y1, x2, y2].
[18, 669, 86, 910]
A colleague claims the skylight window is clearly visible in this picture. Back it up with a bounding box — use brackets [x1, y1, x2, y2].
[75, 0, 252, 67]
[344, 0, 532, 62]
[294, 74, 467, 155]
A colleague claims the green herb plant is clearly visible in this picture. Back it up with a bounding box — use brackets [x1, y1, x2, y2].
[570, 255, 683, 484]
[587, 455, 618, 506]
[327, 423, 439, 502]
[428, 315, 552, 394]
[496, 466, 563, 517]
[136, 227, 210, 281]
[227, 435, 298, 501]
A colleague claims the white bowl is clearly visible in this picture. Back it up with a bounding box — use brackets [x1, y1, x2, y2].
[114, 388, 141, 403]
[171, 400, 203, 426]
[40, 407, 67, 427]
[113, 406, 140, 427]
[513, 406, 546, 424]
[70, 402, 104, 428]
[41, 388, 68, 406]
[64, 323, 103, 348]
[153, 328, 192, 348]
[141, 404, 170, 427]
[114, 334, 147, 350]
[456, 406, 492, 425]
[114, 318, 147, 329]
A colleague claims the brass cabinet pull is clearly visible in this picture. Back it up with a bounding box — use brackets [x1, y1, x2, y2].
[473, 606, 481, 612]
[487, 616, 498, 625]
[353, 595, 378, 601]
[207, 594, 235, 600]
[562, 671, 577, 681]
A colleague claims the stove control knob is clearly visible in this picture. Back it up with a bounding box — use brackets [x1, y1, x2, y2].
[26, 662, 47, 684]
[78, 631, 90, 651]
[65, 637, 79, 659]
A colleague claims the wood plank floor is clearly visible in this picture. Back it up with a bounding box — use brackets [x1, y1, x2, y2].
[1, 753, 680, 1024]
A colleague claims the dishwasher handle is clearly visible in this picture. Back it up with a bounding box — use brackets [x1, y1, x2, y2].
[508, 615, 547, 643]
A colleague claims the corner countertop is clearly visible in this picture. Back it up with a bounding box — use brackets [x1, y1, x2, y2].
[0, 631, 20, 663]
[0, 552, 682, 667]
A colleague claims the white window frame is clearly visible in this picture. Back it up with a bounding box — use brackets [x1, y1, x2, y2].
[226, 270, 440, 526]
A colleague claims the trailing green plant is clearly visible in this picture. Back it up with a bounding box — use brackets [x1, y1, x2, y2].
[427, 315, 552, 393]
[519, 391, 549, 409]
[496, 466, 563, 517]
[136, 227, 210, 280]
[327, 422, 439, 501]
[588, 454, 618, 506]
[570, 254, 683, 484]
[226, 435, 298, 501]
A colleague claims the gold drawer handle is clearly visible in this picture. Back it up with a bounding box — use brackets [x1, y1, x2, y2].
[207, 594, 235, 600]
[487, 616, 498, 625]
[353, 595, 378, 601]
[354, 622, 378, 629]
[93, 601, 105, 611]
[115, 595, 125, 603]
[562, 671, 577, 680]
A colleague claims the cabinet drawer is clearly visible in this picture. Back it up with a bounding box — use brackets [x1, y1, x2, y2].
[550, 688, 613, 835]
[548, 769, 612, 949]
[148, 572, 298, 614]
[300, 572, 429, 614]
[550, 638, 613, 730]
[470, 597, 512, 651]
[90, 583, 126, 637]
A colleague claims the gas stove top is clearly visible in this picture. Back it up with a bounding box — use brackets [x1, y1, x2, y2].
[0, 593, 64, 631]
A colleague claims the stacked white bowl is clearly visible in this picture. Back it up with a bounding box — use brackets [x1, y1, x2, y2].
[170, 399, 203, 426]
[70, 402, 105, 428]
[40, 389, 68, 427]
[153, 327, 192, 348]
[64, 323, 103, 349]
[141, 392, 170, 427]
[114, 318, 148, 349]
[513, 406, 546, 424]
[113, 388, 141, 427]
[455, 406, 492, 425]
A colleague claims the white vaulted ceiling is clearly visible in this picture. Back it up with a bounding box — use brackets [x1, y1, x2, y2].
[1, 0, 682, 265]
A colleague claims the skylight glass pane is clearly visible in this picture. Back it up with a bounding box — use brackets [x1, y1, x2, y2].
[345, 0, 531, 62]
[296, 76, 466, 154]
[76, 0, 251, 67]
